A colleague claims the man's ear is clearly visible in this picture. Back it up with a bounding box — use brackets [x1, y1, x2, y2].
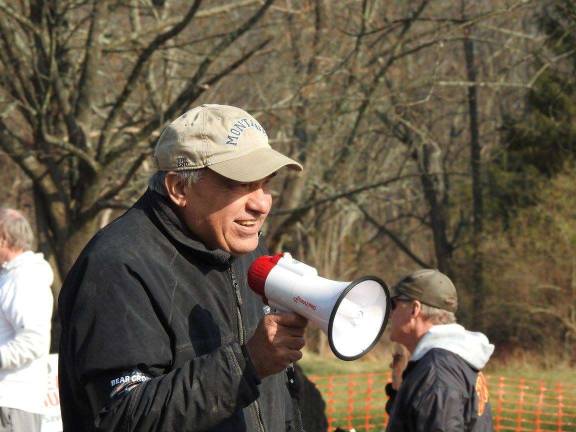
[164, 172, 187, 208]
[411, 300, 422, 318]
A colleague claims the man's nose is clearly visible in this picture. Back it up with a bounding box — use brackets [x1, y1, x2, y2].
[247, 187, 272, 214]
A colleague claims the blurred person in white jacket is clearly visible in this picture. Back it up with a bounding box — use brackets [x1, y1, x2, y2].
[0, 209, 53, 432]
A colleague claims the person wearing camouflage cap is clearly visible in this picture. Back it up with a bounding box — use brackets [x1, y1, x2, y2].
[58, 105, 308, 431]
[385, 269, 495, 432]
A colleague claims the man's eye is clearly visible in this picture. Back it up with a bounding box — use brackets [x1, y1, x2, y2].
[229, 182, 252, 192]
[225, 180, 249, 191]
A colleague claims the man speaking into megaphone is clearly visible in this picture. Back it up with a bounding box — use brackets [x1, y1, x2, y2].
[59, 105, 310, 432]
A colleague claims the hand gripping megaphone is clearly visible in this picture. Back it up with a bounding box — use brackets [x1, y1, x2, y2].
[248, 252, 390, 361]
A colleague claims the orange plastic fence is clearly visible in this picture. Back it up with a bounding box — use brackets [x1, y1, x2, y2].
[307, 373, 576, 432]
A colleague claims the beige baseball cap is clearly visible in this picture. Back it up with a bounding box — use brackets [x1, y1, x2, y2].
[154, 104, 303, 182]
[390, 269, 458, 313]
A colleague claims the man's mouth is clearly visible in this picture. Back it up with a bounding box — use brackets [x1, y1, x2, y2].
[236, 220, 257, 227]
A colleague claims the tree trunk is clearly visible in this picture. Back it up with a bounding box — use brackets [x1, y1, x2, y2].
[419, 143, 454, 276]
[463, 27, 485, 328]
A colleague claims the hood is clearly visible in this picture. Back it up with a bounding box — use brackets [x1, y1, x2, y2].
[411, 323, 494, 370]
[2, 251, 54, 286]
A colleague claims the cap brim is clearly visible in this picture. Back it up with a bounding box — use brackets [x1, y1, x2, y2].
[388, 284, 400, 298]
[208, 148, 303, 182]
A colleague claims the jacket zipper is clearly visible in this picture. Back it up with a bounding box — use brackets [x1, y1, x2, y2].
[229, 264, 266, 432]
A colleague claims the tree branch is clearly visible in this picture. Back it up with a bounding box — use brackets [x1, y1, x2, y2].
[98, 0, 204, 158]
[272, 174, 422, 216]
[325, 0, 431, 182]
[0, 1, 42, 37]
[158, 0, 275, 124]
[79, 152, 149, 224]
[347, 194, 432, 268]
[101, 34, 272, 168]
[0, 20, 39, 119]
[74, 0, 107, 130]
[512, 303, 576, 335]
[133, 3, 275, 147]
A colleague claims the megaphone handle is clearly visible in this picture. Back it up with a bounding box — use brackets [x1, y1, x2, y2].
[271, 306, 298, 391]
[264, 306, 297, 368]
[263, 302, 305, 431]
[264, 306, 300, 374]
[252, 302, 304, 430]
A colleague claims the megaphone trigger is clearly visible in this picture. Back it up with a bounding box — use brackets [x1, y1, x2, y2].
[248, 253, 391, 361]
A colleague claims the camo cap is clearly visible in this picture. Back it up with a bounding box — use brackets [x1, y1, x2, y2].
[390, 269, 458, 313]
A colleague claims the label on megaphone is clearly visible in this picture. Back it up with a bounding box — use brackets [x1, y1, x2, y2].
[248, 253, 390, 361]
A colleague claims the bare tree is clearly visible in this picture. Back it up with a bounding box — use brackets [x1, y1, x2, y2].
[0, 0, 275, 286]
[461, 2, 485, 327]
[248, 0, 545, 337]
[0, 0, 556, 356]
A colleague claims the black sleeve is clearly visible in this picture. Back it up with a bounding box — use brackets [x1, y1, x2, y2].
[410, 386, 466, 432]
[91, 344, 260, 431]
[66, 255, 261, 431]
[385, 383, 397, 415]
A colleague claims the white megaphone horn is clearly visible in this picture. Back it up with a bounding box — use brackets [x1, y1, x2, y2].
[248, 252, 390, 361]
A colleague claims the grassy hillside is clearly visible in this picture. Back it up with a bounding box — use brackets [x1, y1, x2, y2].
[301, 349, 575, 383]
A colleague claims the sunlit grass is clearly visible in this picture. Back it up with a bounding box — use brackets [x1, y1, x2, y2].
[300, 348, 576, 384]
[300, 349, 388, 376]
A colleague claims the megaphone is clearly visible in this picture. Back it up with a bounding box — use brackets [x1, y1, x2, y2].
[248, 252, 390, 361]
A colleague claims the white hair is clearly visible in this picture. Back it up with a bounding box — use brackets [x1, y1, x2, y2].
[0, 208, 34, 251]
[148, 169, 205, 196]
[420, 303, 456, 325]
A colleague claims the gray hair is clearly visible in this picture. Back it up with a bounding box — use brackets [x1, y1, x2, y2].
[0, 208, 34, 251]
[148, 169, 205, 196]
[420, 303, 456, 325]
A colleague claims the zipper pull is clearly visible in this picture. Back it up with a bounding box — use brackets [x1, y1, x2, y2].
[229, 266, 243, 306]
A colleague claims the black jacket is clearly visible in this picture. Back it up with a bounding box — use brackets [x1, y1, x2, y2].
[58, 190, 293, 431]
[386, 348, 493, 432]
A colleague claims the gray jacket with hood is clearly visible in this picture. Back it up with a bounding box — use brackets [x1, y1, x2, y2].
[386, 324, 494, 432]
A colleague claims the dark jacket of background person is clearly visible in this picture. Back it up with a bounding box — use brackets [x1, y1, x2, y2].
[293, 364, 328, 432]
[58, 190, 294, 431]
[386, 324, 493, 432]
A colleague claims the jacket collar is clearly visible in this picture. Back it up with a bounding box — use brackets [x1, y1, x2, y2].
[139, 189, 232, 266]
